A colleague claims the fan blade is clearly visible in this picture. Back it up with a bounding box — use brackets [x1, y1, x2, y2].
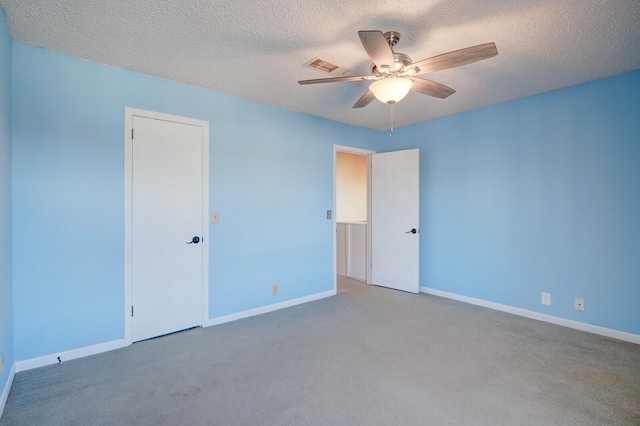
[352, 90, 376, 109]
[298, 75, 372, 85]
[408, 77, 456, 99]
[409, 43, 498, 75]
[358, 30, 395, 70]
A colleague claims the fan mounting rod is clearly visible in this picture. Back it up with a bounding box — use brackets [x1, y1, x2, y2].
[384, 31, 401, 48]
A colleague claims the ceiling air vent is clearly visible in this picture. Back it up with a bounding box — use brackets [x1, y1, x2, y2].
[303, 57, 348, 76]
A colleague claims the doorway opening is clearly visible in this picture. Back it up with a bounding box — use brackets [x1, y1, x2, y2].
[334, 145, 421, 295]
[334, 145, 374, 294]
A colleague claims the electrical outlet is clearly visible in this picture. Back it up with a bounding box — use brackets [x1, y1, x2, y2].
[541, 292, 551, 306]
[211, 211, 220, 224]
[575, 298, 584, 311]
[272, 285, 278, 296]
[327, 210, 332, 220]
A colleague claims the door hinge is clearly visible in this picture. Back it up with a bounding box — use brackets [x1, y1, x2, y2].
[131, 306, 134, 317]
[131, 128, 134, 140]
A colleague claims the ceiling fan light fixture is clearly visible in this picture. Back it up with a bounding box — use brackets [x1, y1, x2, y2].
[370, 77, 413, 104]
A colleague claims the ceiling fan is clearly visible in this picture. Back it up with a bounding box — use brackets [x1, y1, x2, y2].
[298, 30, 498, 109]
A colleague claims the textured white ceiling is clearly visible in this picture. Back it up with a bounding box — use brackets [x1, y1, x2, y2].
[1, 0, 639, 130]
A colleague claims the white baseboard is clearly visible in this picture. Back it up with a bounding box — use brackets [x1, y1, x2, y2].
[1, 363, 15, 419]
[421, 287, 640, 345]
[204, 289, 336, 327]
[15, 339, 127, 373]
[12, 290, 336, 374]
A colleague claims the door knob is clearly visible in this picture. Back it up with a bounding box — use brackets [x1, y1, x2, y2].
[405, 229, 418, 234]
[186, 236, 200, 244]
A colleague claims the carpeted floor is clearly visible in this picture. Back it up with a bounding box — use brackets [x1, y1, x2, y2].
[337, 275, 368, 293]
[2, 284, 639, 425]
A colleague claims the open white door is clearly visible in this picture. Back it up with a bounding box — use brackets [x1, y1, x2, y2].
[371, 149, 420, 293]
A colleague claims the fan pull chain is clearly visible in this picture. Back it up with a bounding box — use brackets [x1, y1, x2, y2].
[389, 103, 394, 137]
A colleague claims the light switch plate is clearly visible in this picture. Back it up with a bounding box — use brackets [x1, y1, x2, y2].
[211, 211, 220, 224]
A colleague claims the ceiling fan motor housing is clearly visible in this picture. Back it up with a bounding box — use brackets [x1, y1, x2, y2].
[371, 52, 415, 75]
[369, 32, 419, 75]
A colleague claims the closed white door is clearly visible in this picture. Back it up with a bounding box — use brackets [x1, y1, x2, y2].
[371, 149, 420, 293]
[131, 116, 204, 342]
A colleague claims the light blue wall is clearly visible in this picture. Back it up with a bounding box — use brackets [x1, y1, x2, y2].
[382, 71, 640, 335]
[9, 37, 640, 362]
[11, 43, 378, 360]
[0, 8, 13, 394]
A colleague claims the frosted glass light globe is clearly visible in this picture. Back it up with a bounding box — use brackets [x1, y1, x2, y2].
[370, 78, 413, 104]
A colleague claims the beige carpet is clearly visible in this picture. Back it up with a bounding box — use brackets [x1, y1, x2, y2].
[2, 285, 639, 425]
[337, 274, 368, 293]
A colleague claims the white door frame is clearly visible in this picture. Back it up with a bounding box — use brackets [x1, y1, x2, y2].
[124, 107, 210, 345]
[333, 144, 375, 292]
